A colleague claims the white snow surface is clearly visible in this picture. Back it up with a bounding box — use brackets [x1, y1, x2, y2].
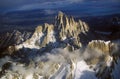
[16, 32, 44, 49]
[48, 31, 56, 43]
[50, 60, 97, 79]
[16, 31, 57, 50]
[74, 60, 97, 79]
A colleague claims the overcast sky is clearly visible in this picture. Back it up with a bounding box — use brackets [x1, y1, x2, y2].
[0, 0, 120, 15]
[0, 0, 83, 11]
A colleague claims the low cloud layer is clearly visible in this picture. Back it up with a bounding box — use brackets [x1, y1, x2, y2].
[0, 44, 119, 78]
[0, 48, 104, 77]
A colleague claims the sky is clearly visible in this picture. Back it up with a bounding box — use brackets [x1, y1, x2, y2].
[0, 0, 120, 14]
[0, 0, 120, 32]
[0, 0, 83, 11]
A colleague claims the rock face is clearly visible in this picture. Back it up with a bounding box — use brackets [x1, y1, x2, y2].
[16, 11, 95, 51]
[84, 40, 120, 79]
[88, 40, 113, 54]
[0, 30, 32, 57]
[55, 11, 89, 40]
[0, 40, 119, 79]
[0, 12, 120, 79]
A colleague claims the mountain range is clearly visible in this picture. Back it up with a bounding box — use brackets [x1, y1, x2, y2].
[0, 11, 120, 79]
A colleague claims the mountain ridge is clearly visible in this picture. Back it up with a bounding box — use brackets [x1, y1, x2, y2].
[0, 12, 119, 79]
[15, 11, 98, 51]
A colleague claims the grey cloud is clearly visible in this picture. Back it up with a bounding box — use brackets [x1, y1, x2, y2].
[0, 0, 83, 12]
[0, 0, 119, 14]
[43, 9, 57, 15]
[16, 0, 83, 11]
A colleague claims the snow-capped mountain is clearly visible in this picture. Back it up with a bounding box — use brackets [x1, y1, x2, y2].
[0, 12, 120, 79]
[15, 11, 98, 50]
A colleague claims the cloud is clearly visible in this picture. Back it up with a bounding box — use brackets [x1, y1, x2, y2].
[0, 44, 119, 78]
[0, 56, 11, 68]
[0, 0, 119, 15]
[43, 9, 56, 15]
[0, 0, 83, 12]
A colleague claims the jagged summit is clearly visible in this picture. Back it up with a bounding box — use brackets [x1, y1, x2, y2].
[57, 11, 64, 17]
[56, 11, 88, 29]
[0, 12, 120, 79]
[55, 11, 89, 40]
[0, 12, 99, 54]
[15, 12, 92, 50]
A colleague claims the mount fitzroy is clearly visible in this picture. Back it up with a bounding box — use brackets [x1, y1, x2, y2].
[0, 12, 120, 79]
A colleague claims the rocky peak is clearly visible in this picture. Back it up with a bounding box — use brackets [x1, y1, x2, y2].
[85, 40, 120, 79]
[35, 23, 54, 33]
[0, 12, 120, 79]
[57, 11, 65, 20]
[55, 11, 89, 41]
[55, 11, 67, 29]
[88, 40, 113, 54]
[35, 25, 43, 33]
[55, 11, 77, 29]
[16, 12, 92, 50]
[44, 23, 54, 33]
